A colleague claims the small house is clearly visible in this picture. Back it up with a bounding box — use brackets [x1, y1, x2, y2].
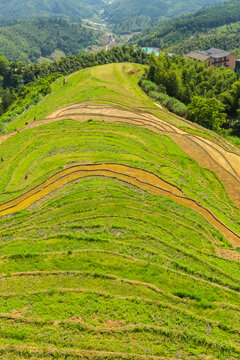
[186, 48, 236, 71]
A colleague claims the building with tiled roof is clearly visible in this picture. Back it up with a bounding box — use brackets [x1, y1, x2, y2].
[186, 48, 236, 71]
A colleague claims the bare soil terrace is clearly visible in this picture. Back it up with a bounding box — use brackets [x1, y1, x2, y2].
[0, 163, 239, 246]
[0, 102, 240, 248]
[2, 102, 239, 205]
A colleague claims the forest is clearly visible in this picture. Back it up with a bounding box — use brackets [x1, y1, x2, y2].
[0, 18, 99, 63]
[0, 0, 105, 24]
[143, 52, 240, 135]
[168, 21, 240, 56]
[135, 0, 240, 49]
[0, 0, 232, 63]
[104, 0, 225, 34]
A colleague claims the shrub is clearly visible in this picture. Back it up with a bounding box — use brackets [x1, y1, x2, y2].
[174, 290, 201, 301]
[149, 91, 188, 117]
[196, 299, 214, 309]
[140, 78, 187, 117]
[140, 79, 159, 93]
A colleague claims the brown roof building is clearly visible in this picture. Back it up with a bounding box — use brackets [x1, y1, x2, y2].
[186, 48, 236, 71]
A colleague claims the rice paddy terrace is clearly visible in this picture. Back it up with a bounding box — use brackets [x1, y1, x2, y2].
[0, 63, 240, 359]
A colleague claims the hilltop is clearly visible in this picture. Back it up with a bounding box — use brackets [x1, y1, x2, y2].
[0, 63, 239, 359]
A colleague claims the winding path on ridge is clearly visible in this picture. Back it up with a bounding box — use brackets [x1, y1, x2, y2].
[0, 163, 239, 246]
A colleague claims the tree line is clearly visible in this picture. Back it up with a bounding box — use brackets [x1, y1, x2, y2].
[143, 52, 240, 135]
[0, 46, 149, 132]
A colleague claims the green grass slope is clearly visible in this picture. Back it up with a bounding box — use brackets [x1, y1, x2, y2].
[0, 63, 239, 359]
[6, 63, 153, 132]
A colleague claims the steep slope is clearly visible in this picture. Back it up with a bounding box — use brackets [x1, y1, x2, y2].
[103, 0, 226, 34]
[168, 20, 240, 55]
[0, 0, 105, 24]
[135, 0, 240, 49]
[0, 63, 239, 359]
[0, 18, 98, 62]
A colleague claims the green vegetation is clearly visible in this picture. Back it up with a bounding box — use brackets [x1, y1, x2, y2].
[0, 18, 99, 63]
[140, 78, 188, 117]
[0, 0, 106, 24]
[104, 0, 225, 34]
[0, 63, 239, 358]
[188, 96, 226, 131]
[169, 20, 240, 56]
[145, 52, 240, 134]
[135, 0, 240, 49]
[0, 46, 149, 132]
[0, 73, 60, 133]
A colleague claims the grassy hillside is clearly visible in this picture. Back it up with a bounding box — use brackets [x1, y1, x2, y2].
[0, 18, 98, 62]
[0, 63, 239, 359]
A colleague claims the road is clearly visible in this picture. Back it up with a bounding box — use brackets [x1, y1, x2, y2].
[106, 34, 116, 50]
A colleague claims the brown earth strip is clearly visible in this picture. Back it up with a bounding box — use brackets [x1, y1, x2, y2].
[216, 248, 240, 261]
[2, 102, 239, 205]
[0, 163, 239, 245]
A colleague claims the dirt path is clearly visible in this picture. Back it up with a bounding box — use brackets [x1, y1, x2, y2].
[4, 102, 238, 206]
[0, 163, 239, 246]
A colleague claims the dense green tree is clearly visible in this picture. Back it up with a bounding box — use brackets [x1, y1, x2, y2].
[144, 52, 239, 133]
[0, 57, 8, 77]
[188, 96, 226, 130]
[1, 88, 16, 111]
[147, 53, 237, 104]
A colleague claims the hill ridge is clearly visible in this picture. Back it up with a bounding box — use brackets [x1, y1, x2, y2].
[0, 63, 239, 359]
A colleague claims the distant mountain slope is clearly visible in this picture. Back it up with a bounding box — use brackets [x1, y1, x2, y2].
[135, 0, 240, 48]
[0, 18, 98, 62]
[0, 0, 105, 23]
[168, 20, 240, 55]
[103, 0, 226, 34]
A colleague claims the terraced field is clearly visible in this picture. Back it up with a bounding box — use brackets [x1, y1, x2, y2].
[0, 63, 239, 359]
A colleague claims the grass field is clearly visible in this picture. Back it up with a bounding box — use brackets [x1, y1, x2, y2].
[0, 63, 239, 359]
